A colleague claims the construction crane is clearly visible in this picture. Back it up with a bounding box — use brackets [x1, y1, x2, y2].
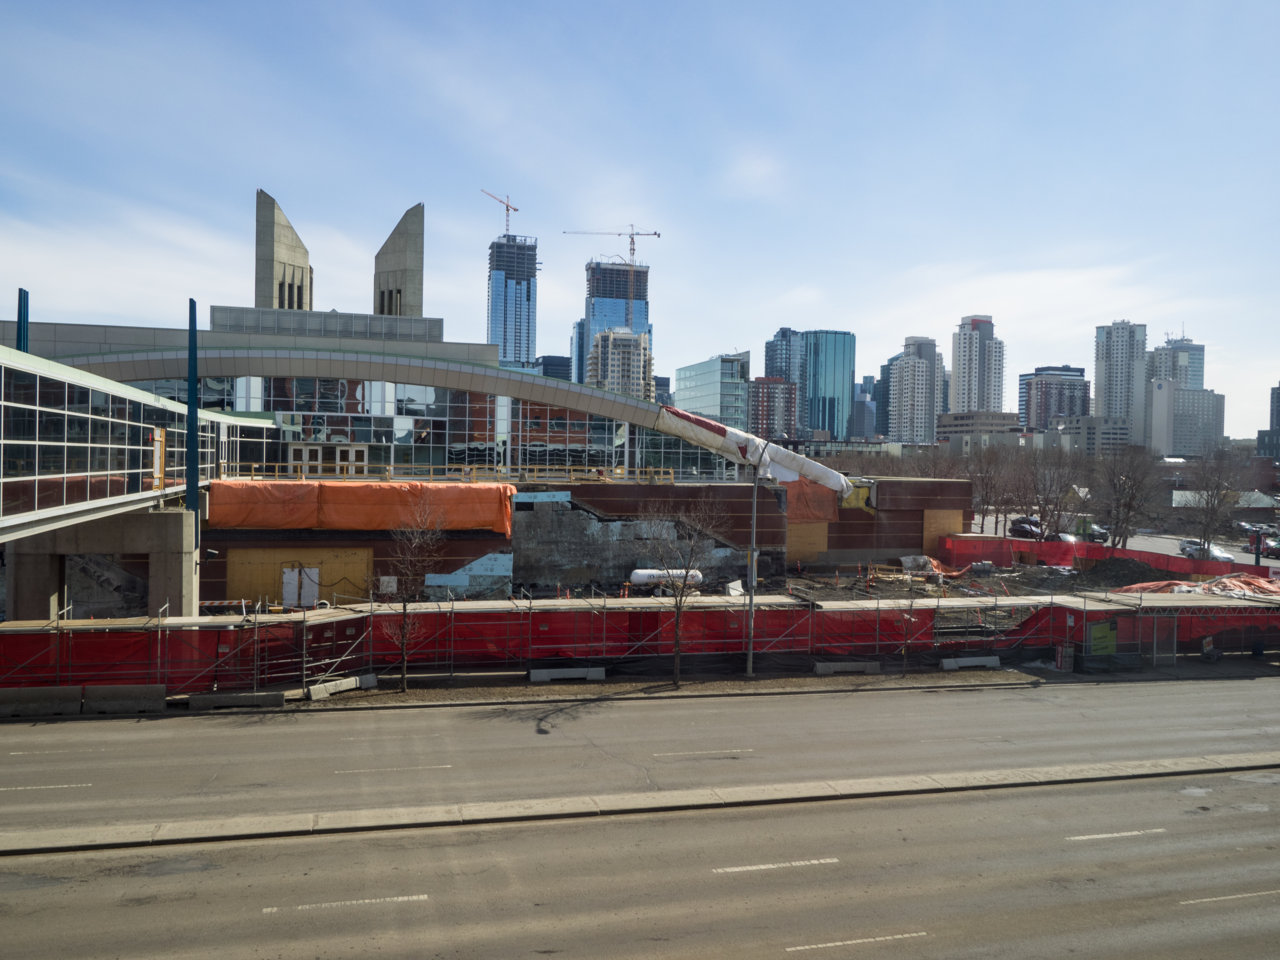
[481, 189, 518, 233]
[562, 224, 660, 264]
[563, 225, 661, 336]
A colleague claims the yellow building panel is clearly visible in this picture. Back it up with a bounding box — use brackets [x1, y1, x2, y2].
[787, 522, 829, 563]
[226, 547, 373, 607]
[921, 509, 965, 557]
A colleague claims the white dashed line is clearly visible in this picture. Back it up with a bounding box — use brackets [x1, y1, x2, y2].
[0, 783, 92, 792]
[1180, 888, 1280, 906]
[714, 858, 838, 874]
[263, 893, 430, 914]
[653, 749, 754, 757]
[334, 765, 452, 774]
[8, 749, 105, 756]
[339, 736, 414, 742]
[786, 931, 928, 951]
[1066, 828, 1166, 841]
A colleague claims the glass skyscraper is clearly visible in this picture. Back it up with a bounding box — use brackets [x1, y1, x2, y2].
[487, 235, 538, 367]
[571, 260, 651, 383]
[802, 330, 855, 441]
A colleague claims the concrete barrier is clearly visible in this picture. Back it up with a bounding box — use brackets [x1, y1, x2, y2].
[529, 667, 606, 682]
[0, 686, 83, 718]
[187, 691, 286, 710]
[941, 656, 1001, 671]
[82, 684, 166, 714]
[306, 676, 361, 700]
[814, 662, 881, 675]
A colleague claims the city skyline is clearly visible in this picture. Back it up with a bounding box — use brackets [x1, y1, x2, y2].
[2, 2, 1276, 436]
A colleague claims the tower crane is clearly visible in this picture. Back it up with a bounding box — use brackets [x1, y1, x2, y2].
[562, 225, 662, 336]
[481, 189, 518, 233]
[562, 224, 660, 264]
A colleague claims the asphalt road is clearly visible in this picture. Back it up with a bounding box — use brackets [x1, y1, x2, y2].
[4, 682, 1280, 833]
[4, 770, 1278, 959]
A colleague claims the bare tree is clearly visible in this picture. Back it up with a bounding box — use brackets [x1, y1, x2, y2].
[383, 493, 445, 693]
[965, 444, 1018, 535]
[1027, 444, 1086, 537]
[639, 493, 731, 689]
[1093, 446, 1160, 548]
[1186, 449, 1243, 550]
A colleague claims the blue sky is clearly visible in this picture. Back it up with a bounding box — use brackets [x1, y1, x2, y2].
[2, 0, 1276, 435]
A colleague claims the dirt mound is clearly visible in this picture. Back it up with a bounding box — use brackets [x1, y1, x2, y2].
[1076, 557, 1170, 589]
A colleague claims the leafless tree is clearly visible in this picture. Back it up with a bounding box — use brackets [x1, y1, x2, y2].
[1093, 446, 1160, 548]
[383, 493, 445, 693]
[639, 493, 731, 689]
[965, 444, 1018, 535]
[1186, 449, 1244, 550]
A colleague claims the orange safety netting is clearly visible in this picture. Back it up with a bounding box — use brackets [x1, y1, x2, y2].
[208, 481, 515, 536]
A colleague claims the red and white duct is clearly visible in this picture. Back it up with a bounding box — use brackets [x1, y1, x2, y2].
[654, 406, 854, 499]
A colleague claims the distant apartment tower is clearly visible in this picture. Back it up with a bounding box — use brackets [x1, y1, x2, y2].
[849, 377, 877, 439]
[586, 328, 653, 401]
[749, 377, 798, 440]
[572, 260, 652, 383]
[487, 234, 538, 366]
[1050, 415, 1131, 458]
[1018, 365, 1090, 431]
[1146, 379, 1225, 458]
[1147, 335, 1204, 391]
[949, 315, 1004, 413]
[1094, 320, 1148, 446]
[255, 189, 313, 311]
[674, 353, 750, 432]
[886, 337, 945, 444]
[374, 204, 425, 318]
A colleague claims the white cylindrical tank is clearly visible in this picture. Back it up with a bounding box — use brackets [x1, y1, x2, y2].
[629, 569, 704, 587]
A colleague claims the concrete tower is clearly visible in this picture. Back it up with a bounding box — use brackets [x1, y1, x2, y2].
[255, 190, 313, 311]
[374, 204, 425, 318]
[949, 315, 1004, 414]
[1094, 320, 1148, 446]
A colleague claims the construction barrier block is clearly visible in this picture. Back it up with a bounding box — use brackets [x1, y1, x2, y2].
[82, 684, 166, 714]
[814, 662, 881, 675]
[940, 656, 1001, 671]
[529, 667, 606, 682]
[0, 686, 83, 718]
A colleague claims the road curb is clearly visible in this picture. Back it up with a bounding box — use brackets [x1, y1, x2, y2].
[7, 752, 1278, 857]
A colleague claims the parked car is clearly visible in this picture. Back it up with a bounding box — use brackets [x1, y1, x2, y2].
[1009, 522, 1041, 539]
[1185, 544, 1233, 563]
[1044, 532, 1078, 543]
[1178, 538, 1204, 556]
[1082, 523, 1108, 543]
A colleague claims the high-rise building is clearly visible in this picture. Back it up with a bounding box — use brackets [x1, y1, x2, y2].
[585, 328, 653, 401]
[1256, 383, 1280, 461]
[1018, 365, 1090, 431]
[653, 375, 672, 407]
[1147, 336, 1204, 391]
[486, 234, 538, 367]
[571, 260, 651, 383]
[1146, 380, 1225, 458]
[949, 315, 1004, 414]
[749, 377, 798, 440]
[874, 355, 898, 438]
[675, 353, 750, 431]
[886, 336, 945, 444]
[374, 204, 425, 319]
[801, 330, 855, 441]
[1094, 320, 1148, 446]
[533, 355, 571, 382]
[255, 190, 313, 311]
[850, 377, 877, 439]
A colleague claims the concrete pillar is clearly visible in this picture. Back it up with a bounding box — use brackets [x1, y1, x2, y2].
[6, 507, 198, 620]
[6, 541, 64, 621]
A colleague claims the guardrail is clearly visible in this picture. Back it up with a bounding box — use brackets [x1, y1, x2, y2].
[221, 463, 677, 484]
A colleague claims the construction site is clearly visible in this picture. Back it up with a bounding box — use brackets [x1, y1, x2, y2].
[3, 471, 1279, 706]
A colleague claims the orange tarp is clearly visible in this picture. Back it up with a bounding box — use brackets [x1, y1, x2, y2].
[783, 477, 839, 523]
[208, 481, 515, 536]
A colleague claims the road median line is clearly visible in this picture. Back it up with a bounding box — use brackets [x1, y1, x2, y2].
[5, 751, 1279, 857]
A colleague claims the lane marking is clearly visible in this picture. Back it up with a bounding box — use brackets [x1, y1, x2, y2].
[653, 749, 754, 757]
[334, 765, 452, 774]
[1180, 888, 1280, 906]
[8, 749, 105, 756]
[0, 783, 92, 792]
[786, 931, 928, 952]
[263, 893, 430, 914]
[340, 736, 414, 742]
[714, 857, 838, 874]
[1066, 828, 1167, 841]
